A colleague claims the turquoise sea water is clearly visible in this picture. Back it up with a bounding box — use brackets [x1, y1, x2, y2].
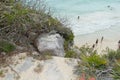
[46, 0, 120, 36]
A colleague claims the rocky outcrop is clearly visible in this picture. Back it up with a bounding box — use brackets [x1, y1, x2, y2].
[0, 53, 78, 80]
[35, 32, 65, 57]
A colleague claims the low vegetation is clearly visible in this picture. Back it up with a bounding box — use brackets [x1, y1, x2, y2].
[0, 0, 74, 53]
[66, 45, 120, 80]
[0, 40, 15, 53]
[0, 1, 74, 76]
[0, 70, 5, 77]
[1, 0, 120, 80]
[112, 61, 120, 79]
[34, 63, 43, 73]
[65, 49, 77, 58]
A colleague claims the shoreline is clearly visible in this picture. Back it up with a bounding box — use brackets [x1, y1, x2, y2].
[74, 25, 120, 53]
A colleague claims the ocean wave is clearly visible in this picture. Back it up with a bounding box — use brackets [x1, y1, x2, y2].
[69, 11, 120, 35]
[46, 0, 120, 35]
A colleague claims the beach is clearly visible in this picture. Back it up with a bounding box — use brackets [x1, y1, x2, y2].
[74, 25, 120, 53]
[1, 1, 120, 80]
[46, 0, 120, 52]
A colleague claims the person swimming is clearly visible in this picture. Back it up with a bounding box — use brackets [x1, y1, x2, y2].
[107, 5, 110, 8]
[107, 5, 113, 10]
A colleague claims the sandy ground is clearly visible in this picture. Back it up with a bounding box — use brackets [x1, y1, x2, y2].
[74, 26, 120, 53]
[0, 53, 79, 80]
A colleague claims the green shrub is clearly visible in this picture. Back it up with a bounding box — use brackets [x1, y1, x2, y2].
[3, 1, 30, 24]
[79, 45, 94, 55]
[104, 48, 120, 63]
[64, 40, 69, 51]
[65, 49, 77, 58]
[0, 40, 15, 53]
[112, 61, 120, 79]
[0, 70, 4, 77]
[115, 49, 120, 60]
[76, 45, 109, 79]
[81, 53, 107, 69]
[0, 0, 74, 51]
[104, 49, 117, 63]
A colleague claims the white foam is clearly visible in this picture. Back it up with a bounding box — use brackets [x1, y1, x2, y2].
[46, 0, 120, 36]
[69, 11, 120, 35]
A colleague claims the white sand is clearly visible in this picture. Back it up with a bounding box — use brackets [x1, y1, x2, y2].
[74, 26, 120, 53]
[0, 53, 79, 80]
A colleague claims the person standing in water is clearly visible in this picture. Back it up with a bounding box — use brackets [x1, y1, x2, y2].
[78, 16, 80, 19]
[101, 36, 104, 43]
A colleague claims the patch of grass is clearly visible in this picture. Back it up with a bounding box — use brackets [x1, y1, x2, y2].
[44, 55, 53, 60]
[42, 51, 53, 60]
[112, 61, 120, 79]
[78, 45, 107, 69]
[81, 53, 107, 69]
[0, 70, 5, 77]
[76, 45, 110, 79]
[34, 63, 43, 73]
[33, 51, 53, 60]
[103, 48, 120, 65]
[65, 49, 77, 58]
[76, 46, 120, 79]
[79, 45, 94, 55]
[0, 40, 15, 53]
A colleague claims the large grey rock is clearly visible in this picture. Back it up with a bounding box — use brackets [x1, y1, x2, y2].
[35, 33, 65, 57]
